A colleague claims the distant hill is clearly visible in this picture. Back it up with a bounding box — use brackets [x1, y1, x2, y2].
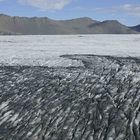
[0, 14, 138, 35]
[88, 20, 138, 34]
[130, 25, 140, 32]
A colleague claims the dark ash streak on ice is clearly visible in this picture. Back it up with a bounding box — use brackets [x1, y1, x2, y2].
[0, 55, 140, 140]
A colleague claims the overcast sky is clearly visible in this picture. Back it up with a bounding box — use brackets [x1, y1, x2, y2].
[0, 0, 140, 26]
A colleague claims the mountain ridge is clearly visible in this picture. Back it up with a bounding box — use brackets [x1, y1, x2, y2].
[0, 14, 139, 35]
[130, 25, 140, 32]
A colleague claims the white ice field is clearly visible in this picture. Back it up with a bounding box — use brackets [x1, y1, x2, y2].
[0, 35, 140, 66]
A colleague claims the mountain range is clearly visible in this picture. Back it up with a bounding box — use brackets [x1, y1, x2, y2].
[130, 25, 140, 32]
[0, 14, 139, 35]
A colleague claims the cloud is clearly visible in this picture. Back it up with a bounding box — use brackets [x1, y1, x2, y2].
[95, 4, 140, 17]
[121, 4, 140, 16]
[73, 4, 140, 17]
[18, 0, 72, 11]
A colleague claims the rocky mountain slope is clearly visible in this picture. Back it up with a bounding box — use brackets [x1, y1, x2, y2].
[0, 14, 138, 34]
[130, 25, 140, 32]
